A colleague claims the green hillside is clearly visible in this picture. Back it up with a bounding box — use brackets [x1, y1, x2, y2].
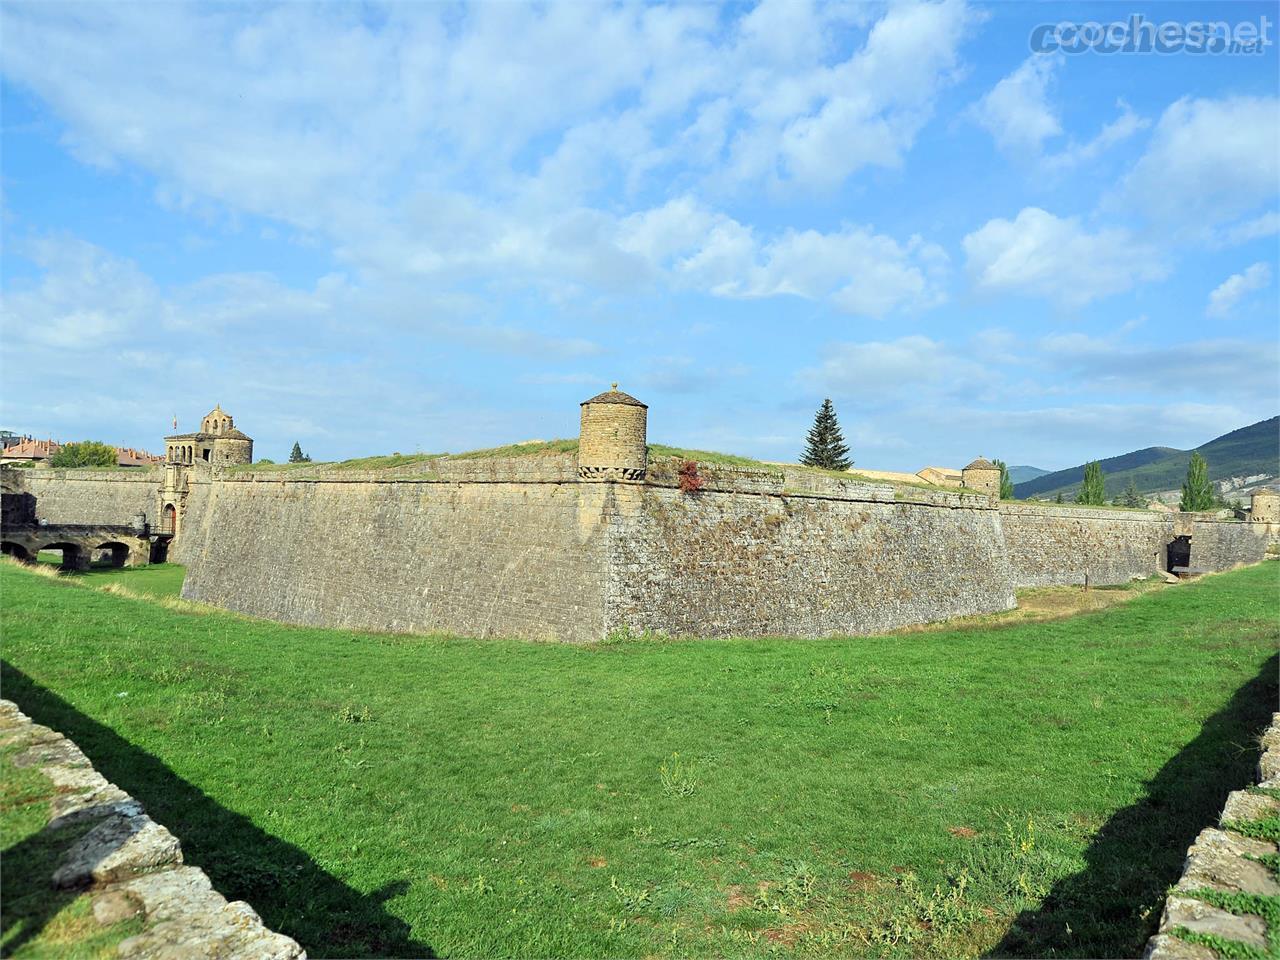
[1014, 416, 1279, 500]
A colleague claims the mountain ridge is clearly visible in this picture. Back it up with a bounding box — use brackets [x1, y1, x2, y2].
[1013, 416, 1279, 500]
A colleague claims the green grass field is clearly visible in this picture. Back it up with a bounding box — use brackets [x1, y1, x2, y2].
[1, 561, 1276, 958]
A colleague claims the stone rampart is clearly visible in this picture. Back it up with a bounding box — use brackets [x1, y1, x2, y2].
[0, 699, 303, 958]
[603, 484, 1015, 638]
[6, 461, 1273, 641]
[998, 503, 1270, 587]
[9, 468, 161, 526]
[174, 472, 1016, 641]
[998, 502, 1170, 587]
[1145, 712, 1280, 960]
[1188, 518, 1274, 571]
[177, 475, 612, 642]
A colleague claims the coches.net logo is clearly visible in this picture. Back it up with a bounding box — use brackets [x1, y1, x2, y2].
[1030, 14, 1273, 55]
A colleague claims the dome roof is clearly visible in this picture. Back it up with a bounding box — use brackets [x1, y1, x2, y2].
[581, 384, 647, 408]
[964, 457, 997, 471]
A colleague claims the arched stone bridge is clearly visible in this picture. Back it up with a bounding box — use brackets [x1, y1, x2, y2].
[0, 524, 160, 570]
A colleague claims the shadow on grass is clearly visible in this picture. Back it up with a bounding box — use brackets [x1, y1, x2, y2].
[988, 652, 1279, 959]
[1, 662, 434, 959]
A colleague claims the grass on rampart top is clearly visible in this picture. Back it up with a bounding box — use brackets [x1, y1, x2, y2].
[2, 559, 1276, 958]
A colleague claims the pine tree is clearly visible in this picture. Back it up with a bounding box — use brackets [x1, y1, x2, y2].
[800, 399, 851, 471]
[993, 459, 1015, 500]
[1121, 478, 1146, 508]
[1078, 461, 1106, 505]
[1180, 452, 1215, 512]
[288, 441, 310, 464]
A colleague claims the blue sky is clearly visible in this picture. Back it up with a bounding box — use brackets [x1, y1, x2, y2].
[1, 1, 1276, 471]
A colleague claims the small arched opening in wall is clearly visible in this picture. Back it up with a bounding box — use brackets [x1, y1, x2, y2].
[150, 539, 169, 564]
[92, 542, 130, 568]
[37, 542, 84, 571]
[1, 542, 32, 563]
[1167, 535, 1192, 573]
[161, 504, 178, 536]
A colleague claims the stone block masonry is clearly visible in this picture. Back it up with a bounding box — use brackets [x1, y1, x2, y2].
[17, 469, 161, 527]
[170, 468, 1016, 641]
[3, 452, 1272, 642]
[1145, 712, 1280, 960]
[998, 502, 1270, 588]
[603, 484, 1016, 638]
[0, 699, 303, 959]
[178, 476, 613, 642]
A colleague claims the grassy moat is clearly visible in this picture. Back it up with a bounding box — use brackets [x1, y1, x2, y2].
[2, 561, 1277, 958]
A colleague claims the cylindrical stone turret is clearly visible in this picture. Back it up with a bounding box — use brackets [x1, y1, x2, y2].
[1251, 487, 1280, 523]
[213, 435, 254, 465]
[961, 457, 1001, 497]
[579, 384, 647, 482]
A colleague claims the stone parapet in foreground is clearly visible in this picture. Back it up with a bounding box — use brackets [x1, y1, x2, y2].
[0, 699, 304, 959]
[1145, 712, 1280, 959]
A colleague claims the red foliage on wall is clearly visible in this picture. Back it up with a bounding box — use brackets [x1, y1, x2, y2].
[678, 460, 704, 493]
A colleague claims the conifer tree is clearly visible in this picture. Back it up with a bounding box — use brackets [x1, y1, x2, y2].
[1121, 478, 1146, 508]
[1078, 461, 1106, 505]
[1055, 491, 1064, 504]
[1180, 452, 1215, 512]
[288, 441, 310, 464]
[800, 399, 851, 471]
[993, 459, 1015, 500]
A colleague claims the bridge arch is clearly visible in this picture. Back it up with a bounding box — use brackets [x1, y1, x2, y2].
[1, 542, 32, 563]
[93, 542, 130, 568]
[38, 542, 87, 571]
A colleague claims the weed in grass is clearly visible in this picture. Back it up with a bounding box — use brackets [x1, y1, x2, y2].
[610, 875, 652, 914]
[657, 752, 697, 798]
[338, 704, 373, 724]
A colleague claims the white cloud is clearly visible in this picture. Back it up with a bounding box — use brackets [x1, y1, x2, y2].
[618, 197, 948, 317]
[1215, 211, 1280, 248]
[1119, 95, 1279, 238]
[1, 1, 978, 280]
[962, 206, 1168, 307]
[806, 335, 988, 395]
[970, 55, 1062, 153]
[2, 235, 160, 349]
[1042, 100, 1147, 171]
[1206, 262, 1272, 318]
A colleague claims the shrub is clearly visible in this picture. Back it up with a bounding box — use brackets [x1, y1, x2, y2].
[50, 441, 117, 468]
[678, 460, 704, 493]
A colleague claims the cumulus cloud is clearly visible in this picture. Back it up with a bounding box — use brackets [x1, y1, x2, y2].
[1118, 95, 1279, 238]
[970, 55, 1062, 153]
[619, 198, 949, 317]
[962, 206, 1168, 307]
[805, 335, 989, 396]
[1206, 262, 1272, 318]
[0, 0, 978, 297]
[1042, 100, 1148, 171]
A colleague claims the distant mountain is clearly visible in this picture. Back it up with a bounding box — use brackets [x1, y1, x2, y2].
[1006, 465, 1050, 485]
[1013, 416, 1279, 500]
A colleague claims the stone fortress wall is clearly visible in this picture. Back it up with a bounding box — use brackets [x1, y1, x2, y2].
[15, 469, 160, 526]
[2, 390, 1273, 641]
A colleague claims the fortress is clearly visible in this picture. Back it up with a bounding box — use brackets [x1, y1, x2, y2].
[2, 395, 1275, 642]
